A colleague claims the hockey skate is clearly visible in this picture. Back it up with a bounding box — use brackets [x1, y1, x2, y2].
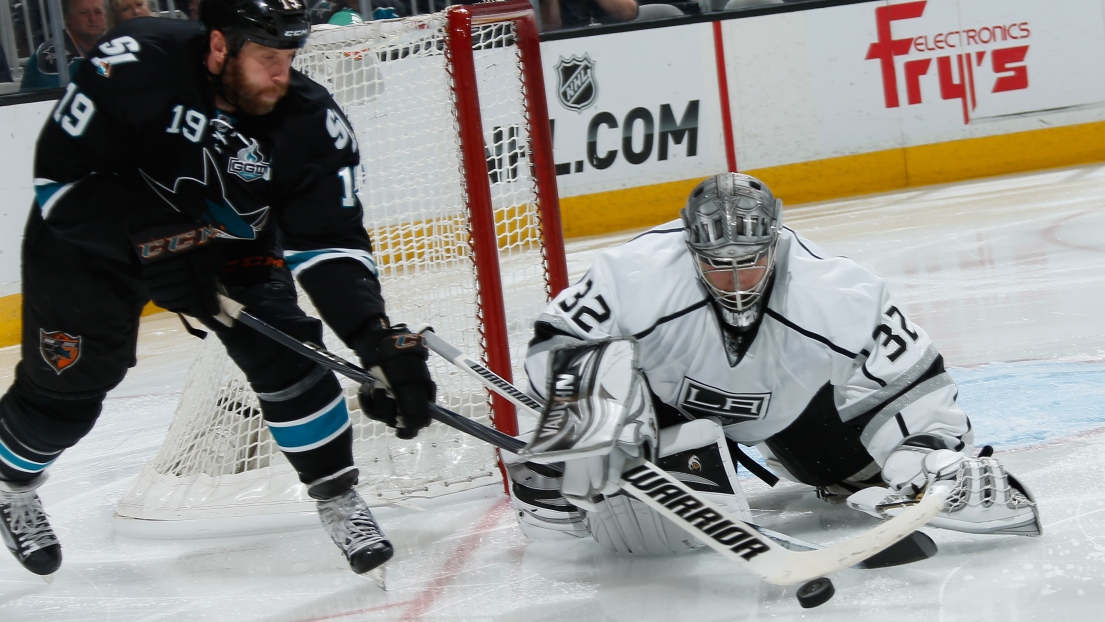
[0, 474, 62, 579]
[311, 469, 394, 575]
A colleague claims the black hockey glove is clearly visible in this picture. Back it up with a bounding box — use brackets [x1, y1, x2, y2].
[353, 320, 436, 440]
[132, 223, 221, 320]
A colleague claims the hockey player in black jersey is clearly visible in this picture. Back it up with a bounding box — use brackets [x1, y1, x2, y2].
[0, 0, 435, 579]
[510, 173, 1041, 555]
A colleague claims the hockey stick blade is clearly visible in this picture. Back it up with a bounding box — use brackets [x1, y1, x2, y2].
[416, 329, 948, 584]
[749, 523, 934, 569]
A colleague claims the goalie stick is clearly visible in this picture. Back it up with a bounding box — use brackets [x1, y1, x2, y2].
[213, 297, 946, 584]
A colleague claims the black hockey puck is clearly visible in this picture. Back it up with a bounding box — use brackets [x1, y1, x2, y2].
[796, 577, 835, 608]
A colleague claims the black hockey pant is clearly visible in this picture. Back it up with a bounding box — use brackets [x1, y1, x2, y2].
[0, 211, 354, 487]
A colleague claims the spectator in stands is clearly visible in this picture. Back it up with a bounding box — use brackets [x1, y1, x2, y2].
[106, 0, 153, 30]
[20, 0, 105, 91]
[539, 0, 638, 30]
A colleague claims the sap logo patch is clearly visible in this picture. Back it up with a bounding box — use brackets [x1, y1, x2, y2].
[555, 54, 597, 113]
[678, 378, 769, 423]
[39, 330, 82, 375]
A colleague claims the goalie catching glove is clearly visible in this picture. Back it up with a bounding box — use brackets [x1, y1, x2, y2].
[354, 319, 436, 440]
[847, 436, 1041, 536]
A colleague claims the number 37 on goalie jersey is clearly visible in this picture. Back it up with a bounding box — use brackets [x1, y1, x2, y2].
[862, 303, 931, 385]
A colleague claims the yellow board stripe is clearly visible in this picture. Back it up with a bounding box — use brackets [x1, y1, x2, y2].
[2, 119, 1105, 348]
[560, 119, 1105, 238]
[0, 294, 18, 349]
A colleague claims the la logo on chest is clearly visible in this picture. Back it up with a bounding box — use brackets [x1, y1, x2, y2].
[678, 377, 770, 423]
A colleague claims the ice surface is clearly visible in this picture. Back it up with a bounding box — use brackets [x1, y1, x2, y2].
[3, 163, 1105, 620]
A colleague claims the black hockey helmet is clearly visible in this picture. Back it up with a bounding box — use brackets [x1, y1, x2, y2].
[199, 0, 311, 52]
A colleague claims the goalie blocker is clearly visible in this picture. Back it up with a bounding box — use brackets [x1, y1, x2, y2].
[507, 339, 753, 555]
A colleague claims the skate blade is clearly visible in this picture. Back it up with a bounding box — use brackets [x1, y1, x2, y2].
[41, 573, 54, 585]
[361, 566, 386, 590]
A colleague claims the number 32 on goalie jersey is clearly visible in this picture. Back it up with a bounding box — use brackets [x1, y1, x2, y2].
[558, 278, 611, 333]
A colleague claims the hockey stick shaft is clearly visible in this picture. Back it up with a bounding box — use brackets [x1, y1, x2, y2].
[217, 296, 512, 446]
[418, 328, 949, 584]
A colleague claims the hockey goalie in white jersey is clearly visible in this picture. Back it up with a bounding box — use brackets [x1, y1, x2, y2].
[510, 172, 1041, 555]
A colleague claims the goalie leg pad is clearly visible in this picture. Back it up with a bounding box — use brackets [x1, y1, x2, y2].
[585, 493, 702, 555]
[585, 419, 752, 555]
[504, 452, 589, 541]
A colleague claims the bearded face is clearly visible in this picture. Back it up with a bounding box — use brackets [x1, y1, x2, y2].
[218, 41, 296, 116]
[221, 54, 289, 116]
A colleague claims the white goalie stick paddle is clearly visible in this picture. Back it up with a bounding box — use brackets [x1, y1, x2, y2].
[417, 328, 950, 585]
[213, 297, 945, 585]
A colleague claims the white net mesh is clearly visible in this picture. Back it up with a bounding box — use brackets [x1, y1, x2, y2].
[116, 8, 556, 528]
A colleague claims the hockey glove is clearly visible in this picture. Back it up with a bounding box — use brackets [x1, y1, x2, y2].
[848, 442, 1041, 536]
[132, 223, 221, 320]
[524, 339, 657, 507]
[354, 321, 436, 440]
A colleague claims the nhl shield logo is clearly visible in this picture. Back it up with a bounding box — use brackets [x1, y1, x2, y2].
[555, 54, 598, 112]
[39, 330, 82, 375]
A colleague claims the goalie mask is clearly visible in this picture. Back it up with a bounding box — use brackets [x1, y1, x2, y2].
[681, 173, 782, 332]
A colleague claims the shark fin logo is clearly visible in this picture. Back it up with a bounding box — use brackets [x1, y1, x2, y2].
[141, 149, 269, 240]
[40, 330, 82, 375]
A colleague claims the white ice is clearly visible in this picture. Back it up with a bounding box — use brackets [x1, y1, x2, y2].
[3, 163, 1105, 621]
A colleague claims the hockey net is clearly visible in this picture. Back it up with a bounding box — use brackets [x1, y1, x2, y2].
[115, 1, 567, 532]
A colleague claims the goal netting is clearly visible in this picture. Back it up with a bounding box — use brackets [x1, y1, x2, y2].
[115, 1, 566, 534]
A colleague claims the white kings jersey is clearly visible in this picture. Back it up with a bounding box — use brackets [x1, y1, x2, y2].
[525, 221, 973, 487]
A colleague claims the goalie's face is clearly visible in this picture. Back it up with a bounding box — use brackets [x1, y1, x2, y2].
[695, 245, 775, 314]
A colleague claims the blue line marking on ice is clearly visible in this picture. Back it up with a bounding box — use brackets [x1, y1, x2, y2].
[950, 360, 1105, 449]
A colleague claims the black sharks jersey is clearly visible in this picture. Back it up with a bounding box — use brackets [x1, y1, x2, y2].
[31, 17, 382, 342]
[525, 222, 973, 485]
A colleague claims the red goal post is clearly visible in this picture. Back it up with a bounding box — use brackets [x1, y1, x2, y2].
[449, 0, 568, 436]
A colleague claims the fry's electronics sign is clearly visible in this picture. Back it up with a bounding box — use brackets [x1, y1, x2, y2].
[865, 0, 1030, 124]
